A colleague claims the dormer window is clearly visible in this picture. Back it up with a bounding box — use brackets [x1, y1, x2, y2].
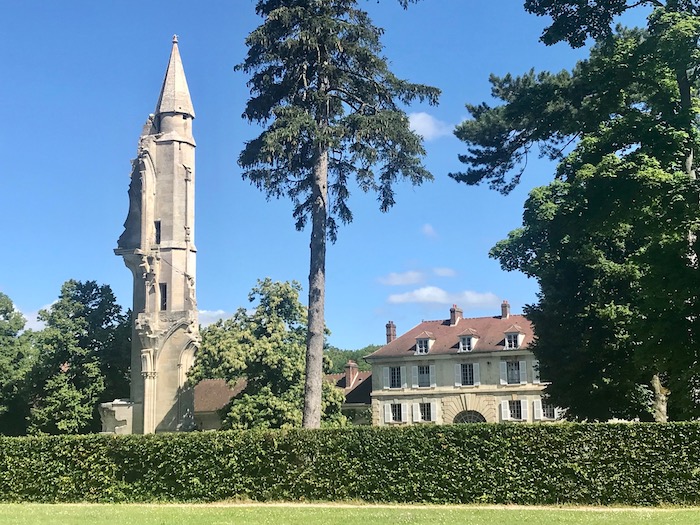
[416, 338, 430, 354]
[459, 336, 473, 352]
[414, 332, 434, 355]
[504, 325, 524, 349]
[458, 328, 479, 352]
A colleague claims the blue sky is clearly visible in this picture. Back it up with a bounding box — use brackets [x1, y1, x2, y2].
[0, 1, 647, 349]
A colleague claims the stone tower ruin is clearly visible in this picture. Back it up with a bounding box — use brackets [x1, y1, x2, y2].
[102, 36, 199, 434]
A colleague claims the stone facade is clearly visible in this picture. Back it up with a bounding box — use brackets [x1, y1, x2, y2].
[366, 303, 561, 426]
[101, 36, 199, 434]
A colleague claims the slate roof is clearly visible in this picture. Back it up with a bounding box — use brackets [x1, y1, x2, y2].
[366, 313, 533, 359]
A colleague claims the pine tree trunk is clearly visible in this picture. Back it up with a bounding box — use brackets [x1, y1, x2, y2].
[302, 148, 328, 428]
[651, 373, 669, 423]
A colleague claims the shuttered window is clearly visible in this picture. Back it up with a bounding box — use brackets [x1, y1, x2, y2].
[455, 363, 480, 387]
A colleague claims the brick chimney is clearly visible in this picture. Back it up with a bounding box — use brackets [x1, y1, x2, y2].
[386, 321, 396, 343]
[344, 360, 359, 389]
[450, 304, 463, 325]
[501, 300, 510, 319]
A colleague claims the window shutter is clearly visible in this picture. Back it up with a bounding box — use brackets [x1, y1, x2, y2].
[532, 359, 540, 384]
[411, 366, 419, 388]
[473, 363, 481, 386]
[519, 360, 527, 384]
[454, 364, 462, 387]
[521, 399, 529, 421]
[401, 403, 408, 422]
[429, 365, 436, 387]
[383, 367, 390, 389]
[412, 403, 420, 422]
[533, 399, 543, 420]
[499, 361, 507, 385]
[384, 403, 392, 423]
[430, 401, 437, 422]
[554, 407, 564, 420]
[400, 366, 407, 389]
[501, 400, 510, 421]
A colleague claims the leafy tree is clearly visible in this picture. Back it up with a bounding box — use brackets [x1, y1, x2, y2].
[26, 280, 130, 434]
[523, 1, 700, 179]
[190, 279, 345, 429]
[475, 16, 700, 420]
[492, 156, 700, 421]
[0, 293, 37, 435]
[237, 0, 439, 427]
[324, 344, 377, 373]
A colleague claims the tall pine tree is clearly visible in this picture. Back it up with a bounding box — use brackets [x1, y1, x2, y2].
[237, 0, 439, 426]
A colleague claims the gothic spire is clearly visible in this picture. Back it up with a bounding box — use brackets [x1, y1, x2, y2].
[155, 35, 195, 118]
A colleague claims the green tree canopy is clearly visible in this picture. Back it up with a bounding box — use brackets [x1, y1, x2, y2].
[492, 155, 700, 420]
[524, 0, 700, 48]
[324, 344, 377, 373]
[237, 0, 439, 427]
[190, 279, 345, 429]
[26, 280, 130, 435]
[479, 9, 700, 420]
[0, 293, 37, 435]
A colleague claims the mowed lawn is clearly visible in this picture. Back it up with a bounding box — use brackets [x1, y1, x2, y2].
[0, 504, 699, 525]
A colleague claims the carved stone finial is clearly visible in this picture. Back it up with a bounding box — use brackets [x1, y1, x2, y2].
[172, 34, 178, 44]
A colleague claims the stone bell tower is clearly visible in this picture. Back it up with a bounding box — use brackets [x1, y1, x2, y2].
[107, 35, 199, 434]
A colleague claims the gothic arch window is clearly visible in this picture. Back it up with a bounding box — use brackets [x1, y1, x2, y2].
[453, 410, 486, 424]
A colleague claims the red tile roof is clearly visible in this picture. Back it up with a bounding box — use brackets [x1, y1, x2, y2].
[367, 313, 533, 359]
[326, 371, 372, 394]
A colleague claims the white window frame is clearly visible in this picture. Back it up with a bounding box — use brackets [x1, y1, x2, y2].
[412, 401, 438, 423]
[384, 402, 408, 424]
[532, 359, 541, 384]
[534, 399, 559, 421]
[505, 333, 519, 349]
[454, 362, 480, 387]
[459, 336, 474, 352]
[500, 360, 527, 385]
[412, 364, 436, 388]
[415, 338, 430, 355]
[501, 399, 528, 421]
[383, 366, 407, 389]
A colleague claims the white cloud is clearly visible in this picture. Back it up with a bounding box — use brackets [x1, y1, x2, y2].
[378, 270, 424, 286]
[433, 267, 457, 278]
[21, 310, 46, 332]
[409, 112, 453, 141]
[198, 309, 233, 326]
[388, 286, 499, 308]
[421, 224, 437, 238]
[15, 302, 53, 332]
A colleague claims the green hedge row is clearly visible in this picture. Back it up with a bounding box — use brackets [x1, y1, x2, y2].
[1, 423, 699, 504]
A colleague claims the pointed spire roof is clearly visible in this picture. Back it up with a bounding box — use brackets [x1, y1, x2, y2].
[155, 35, 195, 118]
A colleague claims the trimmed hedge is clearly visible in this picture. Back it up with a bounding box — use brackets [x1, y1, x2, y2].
[1, 423, 700, 504]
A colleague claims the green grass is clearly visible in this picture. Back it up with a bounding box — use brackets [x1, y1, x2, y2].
[0, 504, 699, 525]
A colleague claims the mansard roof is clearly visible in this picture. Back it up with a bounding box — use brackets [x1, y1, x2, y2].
[366, 309, 534, 359]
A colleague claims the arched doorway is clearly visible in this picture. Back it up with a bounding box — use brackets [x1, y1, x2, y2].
[453, 410, 487, 424]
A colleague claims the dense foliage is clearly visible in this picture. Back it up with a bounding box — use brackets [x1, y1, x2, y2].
[0, 293, 37, 435]
[456, 3, 700, 420]
[324, 345, 378, 373]
[237, 0, 438, 426]
[0, 281, 130, 436]
[189, 279, 345, 429]
[2, 423, 700, 504]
